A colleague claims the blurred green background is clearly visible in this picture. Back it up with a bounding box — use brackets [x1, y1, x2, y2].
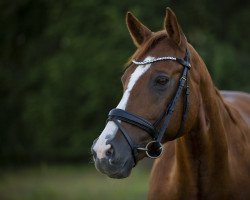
[0, 0, 249, 199]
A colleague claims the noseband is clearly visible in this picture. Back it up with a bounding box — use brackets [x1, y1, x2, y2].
[107, 49, 191, 166]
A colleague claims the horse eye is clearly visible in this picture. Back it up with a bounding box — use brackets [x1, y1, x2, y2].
[155, 76, 169, 85]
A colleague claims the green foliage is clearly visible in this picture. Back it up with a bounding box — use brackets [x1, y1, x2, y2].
[0, 0, 249, 163]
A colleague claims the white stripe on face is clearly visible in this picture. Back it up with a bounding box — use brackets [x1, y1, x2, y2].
[93, 56, 154, 159]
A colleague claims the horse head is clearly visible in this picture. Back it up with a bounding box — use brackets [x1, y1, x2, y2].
[91, 8, 200, 179]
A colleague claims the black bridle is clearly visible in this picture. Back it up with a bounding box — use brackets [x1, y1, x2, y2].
[107, 49, 191, 165]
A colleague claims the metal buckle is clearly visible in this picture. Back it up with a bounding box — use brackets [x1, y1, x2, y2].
[137, 141, 163, 159]
[180, 76, 186, 81]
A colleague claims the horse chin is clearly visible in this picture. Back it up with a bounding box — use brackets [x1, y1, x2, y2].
[95, 158, 134, 179]
[107, 168, 132, 179]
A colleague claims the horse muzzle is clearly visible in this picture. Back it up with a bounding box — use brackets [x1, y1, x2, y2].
[91, 138, 134, 179]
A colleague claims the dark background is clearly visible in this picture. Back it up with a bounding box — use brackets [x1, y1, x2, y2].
[1, 0, 249, 165]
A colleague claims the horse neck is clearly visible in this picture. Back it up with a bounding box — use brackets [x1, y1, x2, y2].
[174, 47, 231, 190]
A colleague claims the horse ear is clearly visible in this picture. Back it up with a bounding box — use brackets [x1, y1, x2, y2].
[164, 8, 186, 48]
[126, 12, 152, 47]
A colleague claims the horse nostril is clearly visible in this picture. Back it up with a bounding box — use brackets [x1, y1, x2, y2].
[106, 146, 114, 158]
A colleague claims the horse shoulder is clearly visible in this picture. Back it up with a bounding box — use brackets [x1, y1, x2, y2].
[220, 90, 250, 196]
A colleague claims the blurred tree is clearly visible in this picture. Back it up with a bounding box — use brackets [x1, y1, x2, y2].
[0, 0, 249, 164]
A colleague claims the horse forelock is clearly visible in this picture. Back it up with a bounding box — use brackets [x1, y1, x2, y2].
[125, 31, 169, 68]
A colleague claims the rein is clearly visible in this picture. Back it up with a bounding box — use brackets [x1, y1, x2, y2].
[107, 49, 191, 166]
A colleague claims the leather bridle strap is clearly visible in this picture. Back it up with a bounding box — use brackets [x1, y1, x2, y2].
[112, 119, 138, 165]
[108, 109, 157, 139]
[174, 75, 190, 139]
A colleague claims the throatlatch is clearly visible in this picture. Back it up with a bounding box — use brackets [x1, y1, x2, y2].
[107, 49, 191, 166]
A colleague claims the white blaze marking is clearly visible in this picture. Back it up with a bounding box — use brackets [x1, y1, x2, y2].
[93, 56, 153, 159]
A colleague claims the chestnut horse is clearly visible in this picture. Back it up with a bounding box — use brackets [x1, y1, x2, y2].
[91, 8, 250, 199]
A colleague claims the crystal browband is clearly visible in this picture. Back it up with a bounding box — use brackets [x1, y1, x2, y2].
[132, 56, 177, 65]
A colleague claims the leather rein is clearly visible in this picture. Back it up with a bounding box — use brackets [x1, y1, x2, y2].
[107, 49, 191, 166]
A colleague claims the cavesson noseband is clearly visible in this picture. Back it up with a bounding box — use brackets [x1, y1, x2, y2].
[107, 49, 191, 166]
